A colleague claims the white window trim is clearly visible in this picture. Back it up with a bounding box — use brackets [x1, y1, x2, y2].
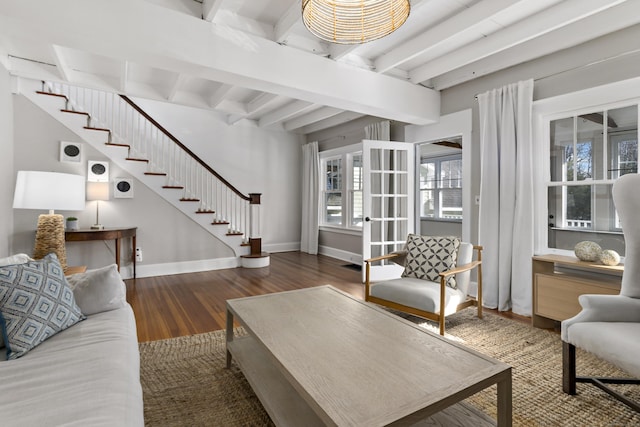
[319, 143, 363, 233]
[533, 76, 640, 256]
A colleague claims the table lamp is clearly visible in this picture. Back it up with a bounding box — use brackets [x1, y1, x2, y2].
[13, 171, 86, 270]
[86, 181, 110, 229]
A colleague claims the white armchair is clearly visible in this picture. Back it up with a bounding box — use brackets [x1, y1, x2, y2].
[562, 173, 640, 412]
[364, 234, 483, 336]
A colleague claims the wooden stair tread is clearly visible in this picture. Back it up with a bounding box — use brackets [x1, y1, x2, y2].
[240, 242, 251, 247]
[36, 91, 68, 100]
[144, 172, 166, 176]
[226, 232, 243, 236]
[84, 126, 110, 132]
[180, 198, 200, 202]
[195, 210, 215, 214]
[126, 158, 149, 162]
[61, 109, 90, 116]
[212, 221, 230, 225]
[162, 185, 184, 189]
[105, 142, 130, 148]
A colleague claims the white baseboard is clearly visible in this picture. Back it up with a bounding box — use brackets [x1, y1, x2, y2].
[318, 245, 362, 265]
[263, 242, 300, 253]
[127, 257, 239, 279]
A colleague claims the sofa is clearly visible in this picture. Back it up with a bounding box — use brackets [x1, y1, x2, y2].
[0, 253, 144, 426]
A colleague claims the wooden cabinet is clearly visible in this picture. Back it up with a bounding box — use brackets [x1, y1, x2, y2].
[532, 254, 623, 328]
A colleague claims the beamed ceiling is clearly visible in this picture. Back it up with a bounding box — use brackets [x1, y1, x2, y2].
[1, 0, 639, 134]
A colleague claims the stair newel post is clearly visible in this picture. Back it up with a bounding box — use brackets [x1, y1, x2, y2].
[248, 193, 262, 256]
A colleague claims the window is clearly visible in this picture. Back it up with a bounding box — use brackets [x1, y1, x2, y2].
[419, 153, 462, 221]
[320, 149, 363, 230]
[547, 104, 638, 252]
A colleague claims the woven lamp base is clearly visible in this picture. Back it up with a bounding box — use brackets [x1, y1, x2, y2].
[33, 213, 67, 270]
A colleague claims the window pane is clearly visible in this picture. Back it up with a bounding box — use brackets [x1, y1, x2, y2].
[576, 113, 599, 180]
[440, 189, 462, 219]
[351, 190, 362, 227]
[608, 105, 638, 179]
[324, 192, 342, 225]
[351, 154, 363, 190]
[566, 185, 592, 227]
[325, 158, 342, 190]
[548, 184, 624, 255]
[420, 190, 434, 217]
[550, 117, 574, 181]
[420, 162, 435, 189]
[441, 159, 462, 188]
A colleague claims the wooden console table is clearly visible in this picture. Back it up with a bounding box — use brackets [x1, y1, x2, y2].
[532, 254, 623, 328]
[65, 227, 137, 278]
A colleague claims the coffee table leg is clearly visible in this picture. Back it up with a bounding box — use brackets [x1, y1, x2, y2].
[226, 308, 234, 369]
[497, 371, 512, 427]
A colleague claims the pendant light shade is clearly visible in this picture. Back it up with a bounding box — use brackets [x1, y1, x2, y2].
[302, 0, 410, 45]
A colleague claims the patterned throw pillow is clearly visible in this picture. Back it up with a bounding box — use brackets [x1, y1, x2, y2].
[401, 235, 461, 289]
[0, 253, 85, 360]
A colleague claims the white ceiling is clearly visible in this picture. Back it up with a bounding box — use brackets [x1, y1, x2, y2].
[1, 0, 639, 134]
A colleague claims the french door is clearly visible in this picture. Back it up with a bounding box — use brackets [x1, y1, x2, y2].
[362, 140, 414, 281]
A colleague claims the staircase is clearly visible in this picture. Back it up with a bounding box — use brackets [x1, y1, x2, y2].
[21, 78, 269, 268]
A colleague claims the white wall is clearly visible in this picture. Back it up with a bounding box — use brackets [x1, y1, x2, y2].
[0, 65, 13, 257]
[11, 95, 236, 275]
[130, 97, 305, 252]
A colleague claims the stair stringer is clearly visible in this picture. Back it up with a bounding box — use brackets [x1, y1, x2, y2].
[21, 81, 250, 261]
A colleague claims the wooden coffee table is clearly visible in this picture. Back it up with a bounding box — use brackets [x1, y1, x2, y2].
[226, 285, 511, 426]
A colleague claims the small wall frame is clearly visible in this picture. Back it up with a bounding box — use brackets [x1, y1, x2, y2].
[113, 178, 134, 198]
[88, 160, 109, 182]
[60, 141, 82, 163]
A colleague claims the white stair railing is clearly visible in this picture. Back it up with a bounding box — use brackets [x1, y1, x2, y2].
[42, 81, 255, 243]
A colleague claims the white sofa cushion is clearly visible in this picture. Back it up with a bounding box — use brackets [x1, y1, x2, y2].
[0, 305, 144, 426]
[370, 277, 466, 315]
[0, 253, 33, 267]
[0, 253, 85, 360]
[67, 264, 127, 315]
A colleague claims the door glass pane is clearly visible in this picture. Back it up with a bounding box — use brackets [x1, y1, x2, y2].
[550, 117, 574, 181]
[396, 197, 407, 218]
[371, 196, 382, 217]
[397, 173, 407, 194]
[395, 150, 408, 172]
[370, 149, 382, 170]
[383, 196, 395, 217]
[396, 220, 408, 240]
[371, 173, 382, 194]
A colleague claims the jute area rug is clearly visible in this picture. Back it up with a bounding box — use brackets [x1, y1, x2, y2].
[139, 309, 640, 427]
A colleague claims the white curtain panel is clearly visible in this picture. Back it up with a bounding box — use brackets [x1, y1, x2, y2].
[301, 141, 319, 254]
[477, 79, 534, 315]
[364, 120, 391, 140]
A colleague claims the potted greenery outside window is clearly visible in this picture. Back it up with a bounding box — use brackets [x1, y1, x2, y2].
[66, 217, 79, 231]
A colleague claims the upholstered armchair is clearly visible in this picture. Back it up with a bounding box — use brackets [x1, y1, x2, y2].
[562, 173, 640, 412]
[364, 234, 483, 335]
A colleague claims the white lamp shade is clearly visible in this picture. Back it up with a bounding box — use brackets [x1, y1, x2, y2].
[13, 171, 86, 211]
[86, 181, 110, 201]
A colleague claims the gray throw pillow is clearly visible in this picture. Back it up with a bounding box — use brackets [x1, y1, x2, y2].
[66, 264, 127, 315]
[401, 235, 461, 289]
[0, 253, 85, 360]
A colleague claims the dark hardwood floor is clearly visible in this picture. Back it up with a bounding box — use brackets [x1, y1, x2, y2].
[125, 251, 530, 342]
